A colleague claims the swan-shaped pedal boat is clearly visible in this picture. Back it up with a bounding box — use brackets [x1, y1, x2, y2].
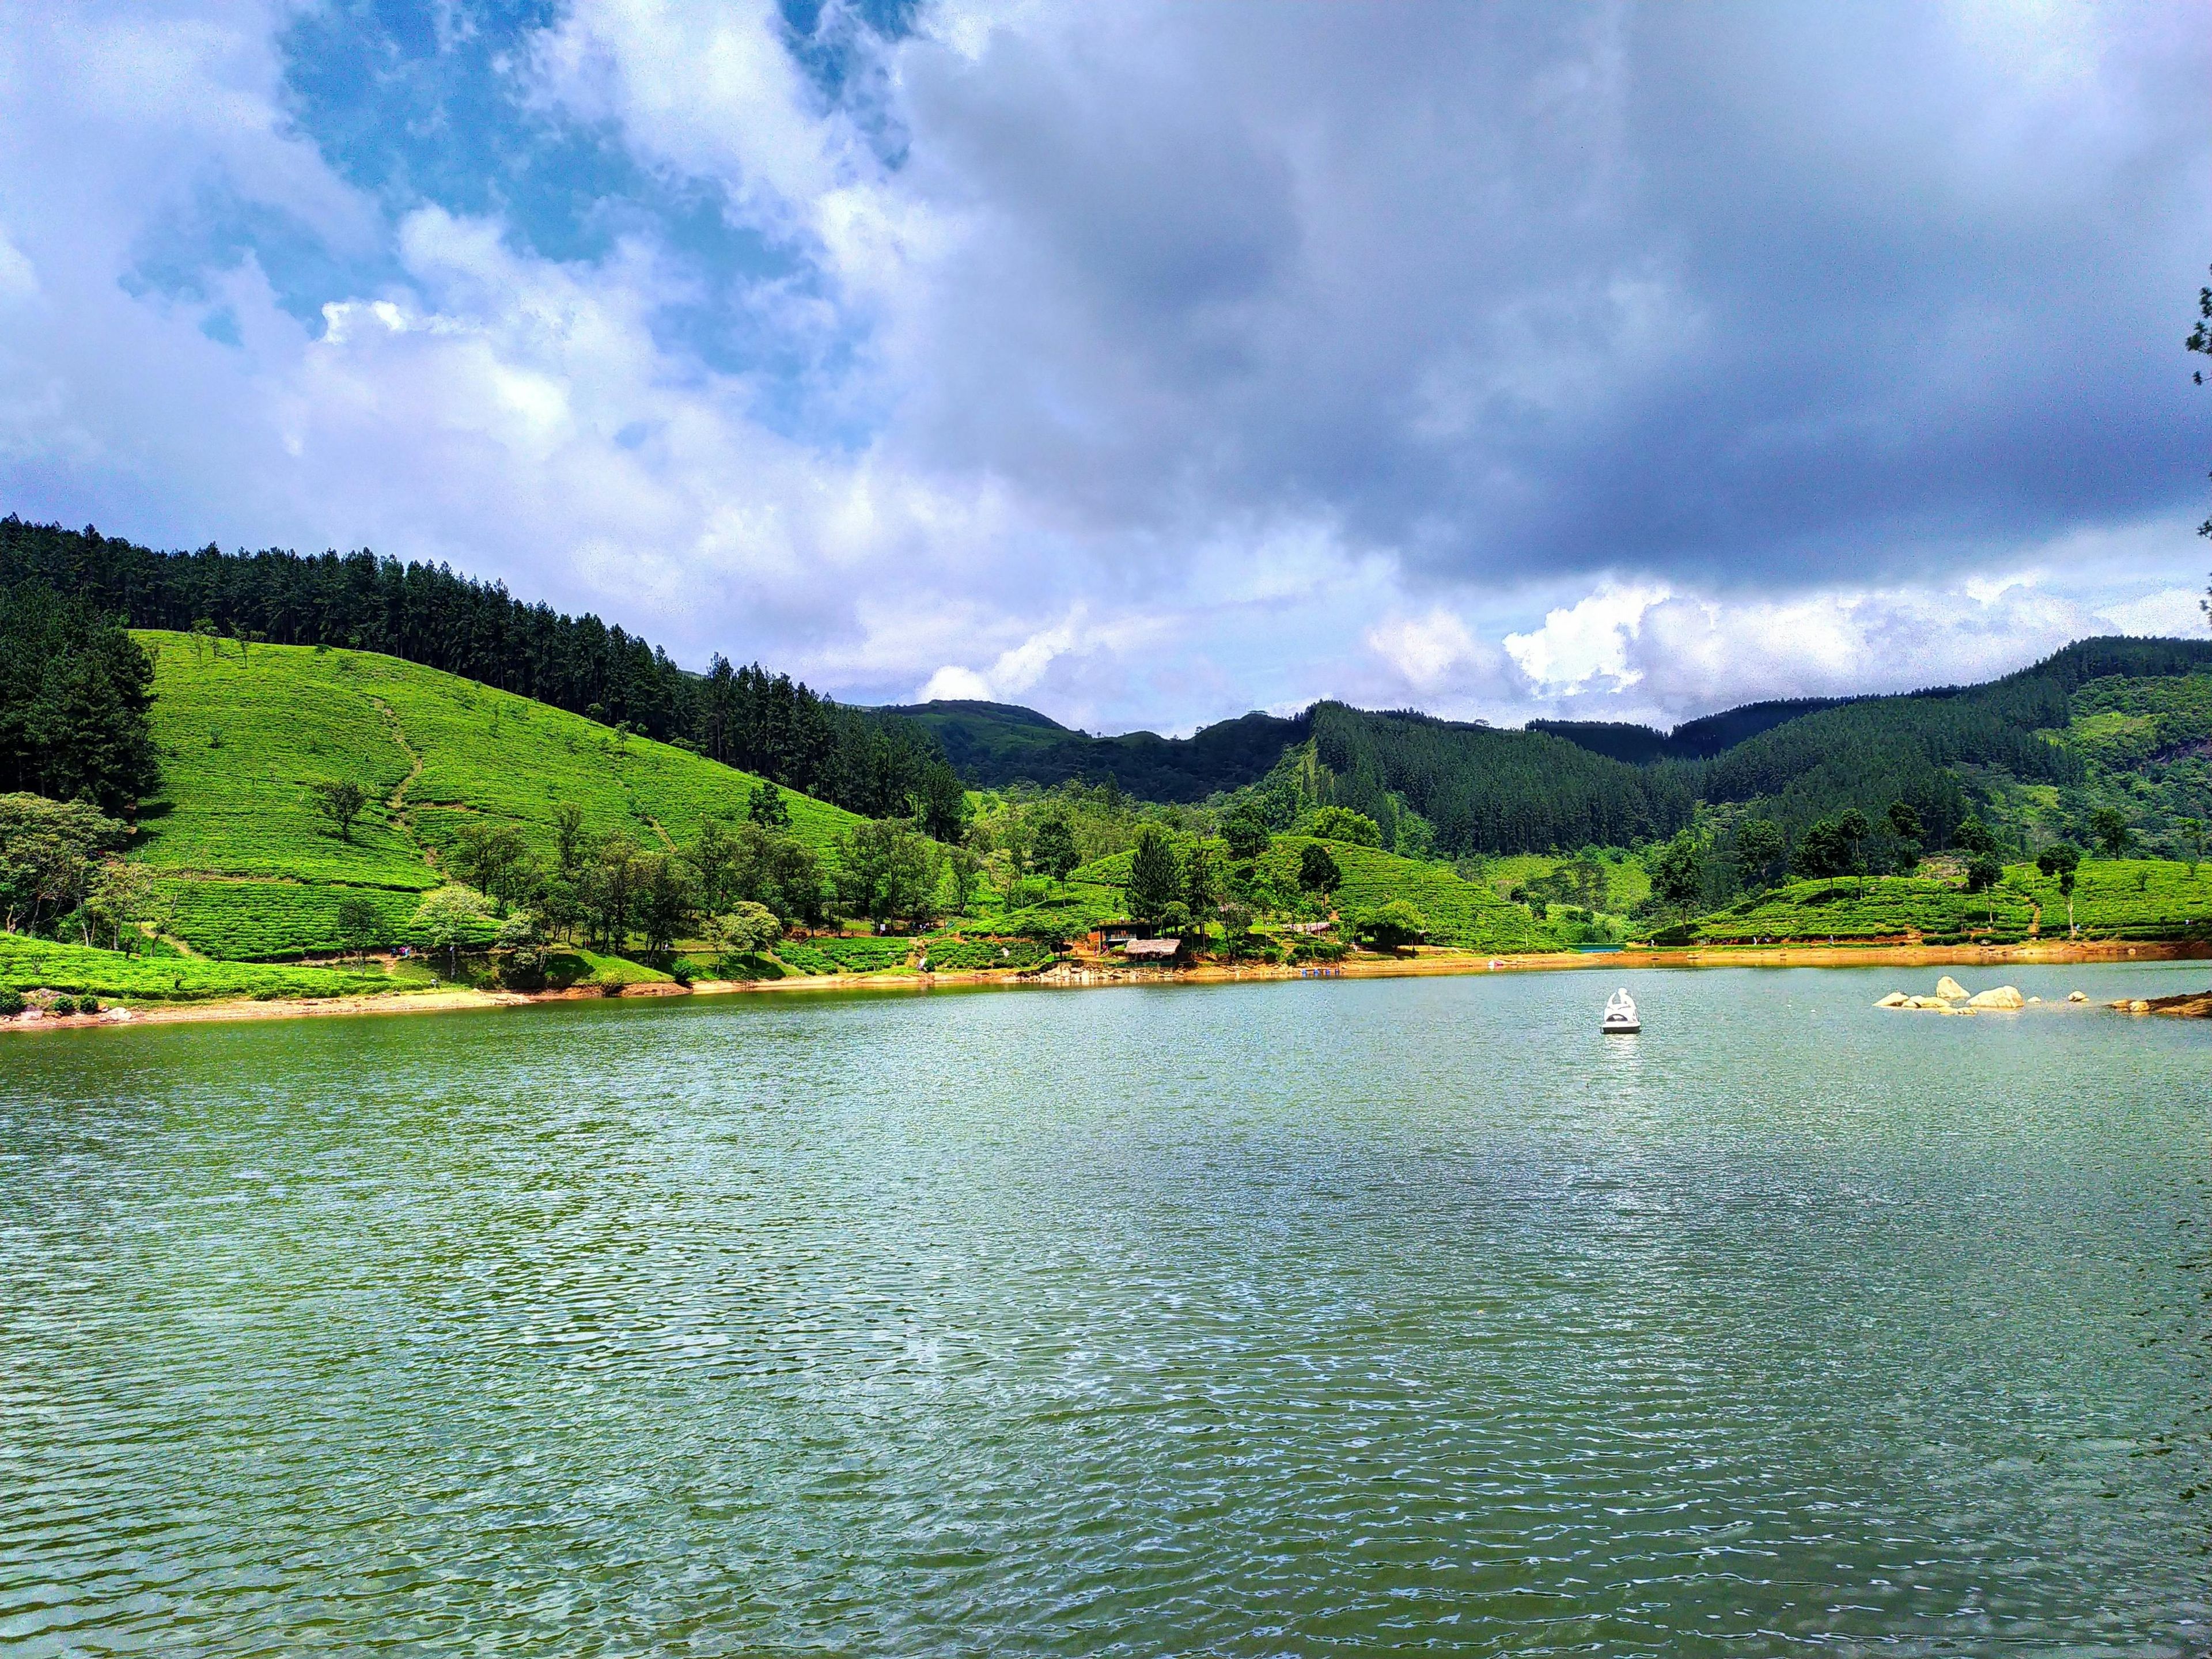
[1601, 987, 1640, 1035]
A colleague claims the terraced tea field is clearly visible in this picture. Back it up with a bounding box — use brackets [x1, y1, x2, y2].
[0, 934, 391, 1001]
[132, 634, 868, 958]
[1677, 876, 2037, 945]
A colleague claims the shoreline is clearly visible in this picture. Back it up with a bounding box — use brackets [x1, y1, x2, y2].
[9, 935, 2209, 1034]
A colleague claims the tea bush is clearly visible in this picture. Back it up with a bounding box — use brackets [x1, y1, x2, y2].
[0, 933, 388, 1001]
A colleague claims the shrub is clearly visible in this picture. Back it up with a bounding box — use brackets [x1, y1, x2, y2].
[0, 988, 21, 1016]
[495, 946, 548, 991]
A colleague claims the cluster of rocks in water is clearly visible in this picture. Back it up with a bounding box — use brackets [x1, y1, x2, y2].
[1875, 976, 2089, 1014]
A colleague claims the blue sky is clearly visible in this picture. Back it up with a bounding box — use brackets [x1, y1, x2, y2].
[1, 1, 2207, 734]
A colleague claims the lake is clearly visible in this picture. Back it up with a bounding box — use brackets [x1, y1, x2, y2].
[3, 963, 2207, 1654]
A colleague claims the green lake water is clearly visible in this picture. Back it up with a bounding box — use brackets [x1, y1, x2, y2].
[3, 963, 2207, 1654]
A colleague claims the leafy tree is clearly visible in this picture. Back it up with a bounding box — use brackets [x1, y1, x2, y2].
[1733, 819, 1786, 890]
[2090, 805, 2133, 857]
[1032, 815, 1080, 887]
[412, 884, 487, 978]
[1649, 830, 1706, 911]
[2191, 266, 2211, 544]
[912, 763, 969, 843]
[634, 851, 697, 955]
[81, 859, 163, 952]
[1216, 898, 1257, 956]
[0, 793, 124, 934]
[1883, 799, 1923, 873]
[946, 844, 983, 916]
[1181, 841, 1219, 922]
[1393, 811, 1437, 859]
[709, 900, 783, 967]
[748, 781, 792, 828]
[1296, 841, 1342, 897]
[1126, 825, 1184, 925]
[493, 911, 549, 989]
[307, 777, 369, 841]
[1223, 801, 1272, 860]
[551, 801, 586, 874]
[1952, 815, 1997, 857]
[2180, 816, 2205, 876]
[689, 818, 740, 915]
[1794, 813, 1868, 882]
[833, 819, 940, 923]
[583, 832, 643, 947]
[1304, 805, 1382, 846]
[451, 820, 532, 914]
[1355, 899, 1429, 949]
[538, 872, 585, 943]
[336, 895, 380, 963]
[1963, 850, 2003, 894]
[2037, 842, 2082, 935]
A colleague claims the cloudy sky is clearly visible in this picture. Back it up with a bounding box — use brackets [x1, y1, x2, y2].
[1, 1, 2207, 734]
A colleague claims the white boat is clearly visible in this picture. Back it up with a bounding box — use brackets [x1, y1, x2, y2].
[1601, 987, 1640, 1034]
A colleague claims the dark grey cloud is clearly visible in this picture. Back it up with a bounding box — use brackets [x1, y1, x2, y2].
[874, 1, 2211, 592]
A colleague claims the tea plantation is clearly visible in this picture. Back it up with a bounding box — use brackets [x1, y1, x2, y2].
[0, 934, 390, 1001]
[1665, 858, 2212, 945]
[1672, 876, 2037, 945]
[772, 936, 916, 975]
[132, 634, 867, 958]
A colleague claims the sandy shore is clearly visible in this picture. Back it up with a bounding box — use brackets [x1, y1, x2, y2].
[10, 935, 2207, 1034]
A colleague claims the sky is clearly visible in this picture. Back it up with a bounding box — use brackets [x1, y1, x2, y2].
[0, 0, 2207, 737]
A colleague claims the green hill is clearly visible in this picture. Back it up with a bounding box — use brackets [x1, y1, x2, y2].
[1048, 834, 1571, 953]
[132, 631, 865, 959]
[887, 699, 1304, 801]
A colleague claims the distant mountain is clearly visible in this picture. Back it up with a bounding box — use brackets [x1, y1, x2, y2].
[902, 636, 2212, 862]
[1528, 698, 1854, 766]
[885, 699, 1306, 802]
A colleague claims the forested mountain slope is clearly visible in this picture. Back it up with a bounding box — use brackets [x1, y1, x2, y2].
[1529, 698, 1852, 764]
[888, 699, 1305, 800]
[2, 517, 961, 828]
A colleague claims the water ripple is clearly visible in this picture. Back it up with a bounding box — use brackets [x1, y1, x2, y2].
[2, 964, 2206, 1654]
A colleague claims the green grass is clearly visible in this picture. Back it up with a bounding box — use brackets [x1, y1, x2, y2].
[130, 633, 868, 958]
[0, 933, 391, 1002]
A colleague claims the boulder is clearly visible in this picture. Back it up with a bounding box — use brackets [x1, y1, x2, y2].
[2130, 999, 2151, 1014]
[1967, 985, 2024, 1010]
[1934, 975, 1969, 1001]
[1876, 991, 1910, 1007]
[2067, 990, 2088, 1003]
[2026, 995, 2042, 1005]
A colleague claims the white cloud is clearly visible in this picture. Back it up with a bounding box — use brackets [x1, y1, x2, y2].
[526, 0, 844, 220]
[2099, 585, 2205, 637]
[1365, 608, 1485, 693]
[1503, 585, 1669, 694]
